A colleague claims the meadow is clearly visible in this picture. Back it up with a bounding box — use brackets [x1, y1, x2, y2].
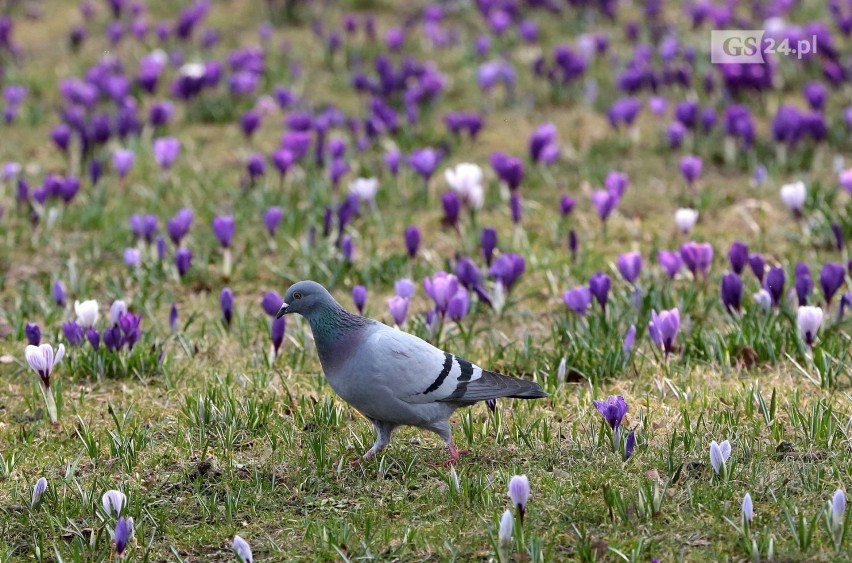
[0, 0, 851, 561]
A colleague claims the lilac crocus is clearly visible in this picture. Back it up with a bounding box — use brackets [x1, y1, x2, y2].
[489, 253, 525, 292]
[529, 123, 558, 163]
[152, 137, 180, 170]
[261, 291, 283, 317]
[352, 285, 367, 314]
[563, 286, 592, 315]
[507, 475, 530, 523]
[623, 325, 637, 354]
[123, 248, 141, 268]
[617, 252, 642, 285]
[387, 295, 409, 326]
[481, 227, 497, 265]
[721, 273, 743, 313]
[404, 225, 421, 258]
[820, 263, 846, 306]
[263, 207, 283, 237]
[605, 172, 629, 198]
[423, 272, 459, 315]
[167, 208, 194, 246]
[114, 516, 130, 556]
[648, 308, 680, 360]
[212, 215, 235, 248]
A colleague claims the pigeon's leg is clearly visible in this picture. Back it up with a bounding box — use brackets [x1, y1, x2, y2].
[350, 418, 396, 466]
[427, 419, 469, 467]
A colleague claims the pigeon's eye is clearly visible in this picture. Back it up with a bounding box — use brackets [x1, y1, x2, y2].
[293, 292, 303, 300]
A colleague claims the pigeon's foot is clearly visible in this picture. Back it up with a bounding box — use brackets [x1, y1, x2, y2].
[442, 443, 470, 467]
[351, 447, 377, 466]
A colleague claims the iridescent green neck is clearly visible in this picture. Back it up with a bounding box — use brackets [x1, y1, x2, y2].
[309, 303, 372, 346]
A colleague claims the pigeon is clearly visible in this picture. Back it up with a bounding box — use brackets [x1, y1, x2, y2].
[276, 280, 547, 466]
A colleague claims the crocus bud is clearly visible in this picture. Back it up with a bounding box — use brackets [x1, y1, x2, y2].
[102, 490, 127, 516]
[387, 296, 409, 326]
[233, 535, 253, 563]
[404, 225, 421, 258]
[169, 304, 178, 332]
[796, 305, 823, 346]
[52, 281, 66, 307]
[271, 317, 285, 357]
[481, 227, 497, 266]
[31, 477, 48, 509]
[674, 208, 698, 233]
[221, 288, 234, 327]
[780, 181, 806, 216]
[508, 475, 530, 523]
[175, 248, 192, 277]
[25, 323, 41, 346]
[742, 493, 754, 524]
[352, 285, 367, 314]
[498, 509, 513, 547]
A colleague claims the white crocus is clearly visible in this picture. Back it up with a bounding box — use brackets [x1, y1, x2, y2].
[753, 289, 772, 311]
[179, 62, 206, 79]
[674, 208, 698, 233]
[742, 492, 754, 524]
[498, 509, 513, 547]
[348, 177, 379, 202]
[796, 305, 823, 346]
[445, 163, 485, 210]
[75, 299, 100, 328]
[779, 181, 806, 214]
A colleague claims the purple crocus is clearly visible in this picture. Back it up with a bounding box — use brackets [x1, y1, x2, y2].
[220, 288, 234, 327]
[152, 137, 180, 170]
[423, 272, 460, 315]
[114, 517, 130, 557]
[563, 286, 592, 315]
[175, 248, 192, 277]
[605, 172, 629, 198]
[560, 195, 575, 217]
[590, 190, 618, 222]
[455, 257, 492, 306]
[509, 194, 522, 224]
[404, 225, 420, 258]
[52, 281, 66, 306]
[407, 147, 441, 181]
[749, 253, 766, 283]
[271, 317, 285, 357]
[593, 395, 628, 429]
[384, 149, 401, 176]
[588, 273, 611, 310]
[648, 308, 680, 360]
[352, 285, 367, 314]
[680, 242, 713, 279]
[442, 192, 460, 227]
[728, 242, 749, 275]
[481, 227, 497, 265]
[721, 273, 743, 313]
[86, 328, 100, 350]
[489, 253, 525, 292]
[617, 252, 642, 285]
[112, 149, 134, 178]
[167, 208, 194, 246]
[62, 321, 85, 346]
[795, 263, 813, 306]
[765, 266, 786, 307]
[529, 123, 559, 163]
[447, 287, 470, 322]
[679, 155, 702, 185]
[263, 207, 283, 237]
[261, 291, 283, 317]
[211, 215, 235, 248]
[820, 263, 846, 306]
[25, 323, 41, 346]
[490, 151, 524, 191]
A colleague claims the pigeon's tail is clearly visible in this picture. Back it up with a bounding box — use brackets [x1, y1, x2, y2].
[442, 370, 548, 404]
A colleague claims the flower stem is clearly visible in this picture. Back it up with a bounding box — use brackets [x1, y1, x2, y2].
[40, 383, 58, 423]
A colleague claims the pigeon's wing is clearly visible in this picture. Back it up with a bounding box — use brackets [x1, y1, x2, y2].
[357, 325, 545, 405]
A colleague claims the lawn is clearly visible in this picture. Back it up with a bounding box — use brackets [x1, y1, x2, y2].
[0, 0, 851, 561]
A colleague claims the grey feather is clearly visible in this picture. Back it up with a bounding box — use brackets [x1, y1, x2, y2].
[279, 280, 548, 462]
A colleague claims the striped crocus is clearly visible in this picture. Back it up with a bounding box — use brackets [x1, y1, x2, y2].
[25, 343, 65, 423]
[709, 440, 731, 476]
[102, 489, 127, 516]
[31, 477, 47, 509]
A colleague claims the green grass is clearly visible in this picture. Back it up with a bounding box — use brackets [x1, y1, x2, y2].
[1, 0, 851, 561]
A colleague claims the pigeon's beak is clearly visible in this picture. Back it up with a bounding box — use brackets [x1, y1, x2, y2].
[275, 302, 289, 318]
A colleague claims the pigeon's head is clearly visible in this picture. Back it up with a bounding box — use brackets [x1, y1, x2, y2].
[277, 280, 333, 319]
